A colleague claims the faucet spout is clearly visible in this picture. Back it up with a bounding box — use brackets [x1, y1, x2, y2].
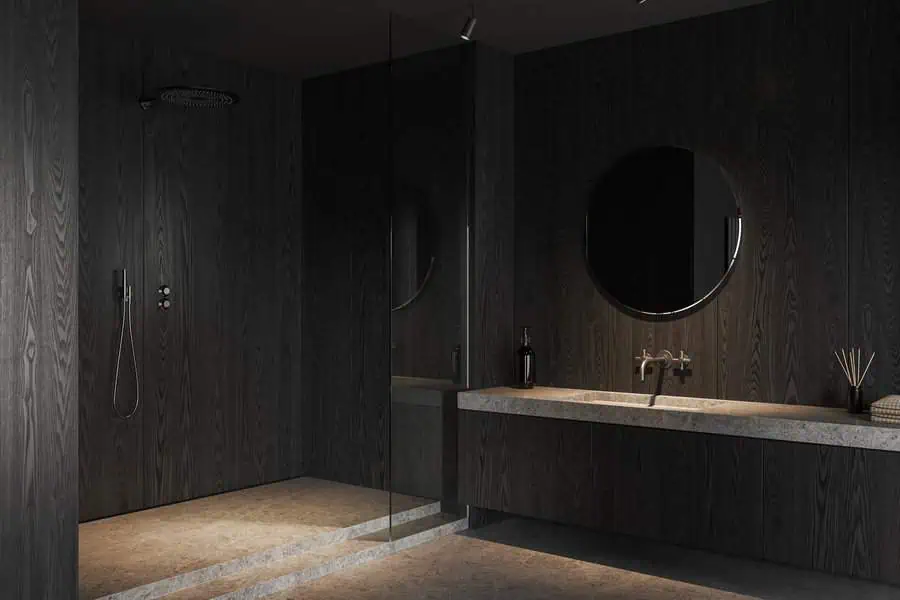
[634, 349, 674, 383]
[640, 356, 653, 383]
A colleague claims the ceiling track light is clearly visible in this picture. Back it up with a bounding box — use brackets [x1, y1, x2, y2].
[460, 16, 477, 41]
[460, 1, 477, 41]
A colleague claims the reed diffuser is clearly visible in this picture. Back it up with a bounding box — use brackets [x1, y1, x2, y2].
[835, 348, 874, 414]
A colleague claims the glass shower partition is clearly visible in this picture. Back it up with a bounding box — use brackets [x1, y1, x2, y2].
[388, 12, 473, 535]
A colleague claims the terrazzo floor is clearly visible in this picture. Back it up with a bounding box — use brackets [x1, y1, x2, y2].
[271, 517, 900, 600]
[79, 477, 430, 599]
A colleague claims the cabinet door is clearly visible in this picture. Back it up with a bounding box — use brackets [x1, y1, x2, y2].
[459, 411, 593, 525]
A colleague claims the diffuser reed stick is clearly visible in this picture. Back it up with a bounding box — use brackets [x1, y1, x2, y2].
[835, 347, 874, 390]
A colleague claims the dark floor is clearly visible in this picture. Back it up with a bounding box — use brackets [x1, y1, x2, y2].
[270, 517, 900, 599]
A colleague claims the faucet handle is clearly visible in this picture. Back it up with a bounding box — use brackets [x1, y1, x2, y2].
[674, 350, 692, 372]
[634, 348, 651, 361]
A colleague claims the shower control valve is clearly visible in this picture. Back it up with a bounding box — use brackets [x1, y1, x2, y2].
[157, 284, 171, 311]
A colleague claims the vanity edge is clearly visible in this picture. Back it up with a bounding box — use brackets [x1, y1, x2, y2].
[458, 387, 900, 453]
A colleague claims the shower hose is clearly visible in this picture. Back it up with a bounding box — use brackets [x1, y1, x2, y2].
[112, 268, 140, 419]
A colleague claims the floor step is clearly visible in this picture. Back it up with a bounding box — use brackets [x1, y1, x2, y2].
[92, 501, 441, 600]
[168, 513, 467, 600]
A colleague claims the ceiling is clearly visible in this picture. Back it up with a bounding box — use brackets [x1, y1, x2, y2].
[80, 0, 772, 78]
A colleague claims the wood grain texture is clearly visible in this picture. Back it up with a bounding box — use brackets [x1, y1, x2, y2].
[514, 0, 849, 406]
[78, 30, 146, 520]
[0, 0, 79, 595]
[761, 441, 853, 574]
[390, 47, 468, 381]
[304, 47, 472, 497]
[460, 410, 900, 586]
[302, 63, 391, 489]
[391, 402, 443, 499]
[698, 434, 763, 557]
[79, 28, 304, 520]
[459, 411, 592, 526]
[470, 44, 516, 389]
[716, 0, 849, 408]
[849, 0, 900, 405]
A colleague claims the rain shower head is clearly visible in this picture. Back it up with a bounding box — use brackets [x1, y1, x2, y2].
[140, 86, 239, 110]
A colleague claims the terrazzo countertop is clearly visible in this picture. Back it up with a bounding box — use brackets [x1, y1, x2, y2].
[458, 387, 900, 452]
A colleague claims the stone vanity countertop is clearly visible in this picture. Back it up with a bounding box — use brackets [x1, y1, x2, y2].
[458, 387, 900, 452]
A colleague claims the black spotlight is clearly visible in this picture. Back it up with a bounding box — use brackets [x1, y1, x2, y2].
[460, 15, 477, 41]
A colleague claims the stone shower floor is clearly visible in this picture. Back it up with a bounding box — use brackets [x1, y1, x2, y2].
[79, 477, 429, 599]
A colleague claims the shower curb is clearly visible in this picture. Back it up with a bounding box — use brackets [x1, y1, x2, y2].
[213, 516, 470, 599]
[95, 501, 442, 600]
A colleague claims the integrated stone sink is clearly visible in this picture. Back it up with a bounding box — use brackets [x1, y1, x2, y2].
[579, 390, 728, 411]
[458, 386, 900, 453]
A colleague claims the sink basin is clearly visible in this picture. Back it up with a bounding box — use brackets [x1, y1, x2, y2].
[580, 390, 727, 411]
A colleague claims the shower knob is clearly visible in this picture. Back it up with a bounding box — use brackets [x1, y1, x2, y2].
[158, 285, 171, 296]
[158, 298, 171, 311]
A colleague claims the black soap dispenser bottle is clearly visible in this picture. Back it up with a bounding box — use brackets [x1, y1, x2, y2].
[516, 326, 536, 389]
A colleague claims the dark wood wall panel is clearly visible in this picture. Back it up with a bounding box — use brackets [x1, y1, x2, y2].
[850, 0, 900, 404]
[302, 65, 391, 488]
[301, 44, 513, 489]
[390, 48, 468, 381]
[514, 0, 850, 406]
[0, 0, 79, 595]
[460, 410, 900, 585]
[716, 0, 850, 408]
[471, 45, 516, 389]
[79, 28, 304, 521]
[79, 32, 146, 519]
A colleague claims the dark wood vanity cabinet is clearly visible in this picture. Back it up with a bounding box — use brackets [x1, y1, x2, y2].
[459, 410, 900, 586]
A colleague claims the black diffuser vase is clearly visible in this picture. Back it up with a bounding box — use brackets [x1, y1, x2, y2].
[848, 386, 863, 415]
[835, 348, 874, 415]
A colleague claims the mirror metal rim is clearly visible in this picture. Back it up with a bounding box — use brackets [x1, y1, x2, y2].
[583, 207, 743, 323]
[391, 255, 436, 312]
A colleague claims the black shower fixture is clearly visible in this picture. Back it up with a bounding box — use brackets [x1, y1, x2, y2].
[139, 86, 240, 110]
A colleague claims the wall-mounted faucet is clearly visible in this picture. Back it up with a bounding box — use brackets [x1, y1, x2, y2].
[634, 349, 691, 383]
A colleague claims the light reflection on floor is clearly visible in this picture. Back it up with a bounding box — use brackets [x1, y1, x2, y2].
[269, 518, 900, 600]
[79, 477, 429, 599]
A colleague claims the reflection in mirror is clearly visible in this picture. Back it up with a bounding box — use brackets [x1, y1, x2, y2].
[585, 147, 742, 319]
[392, 185, 436, 311]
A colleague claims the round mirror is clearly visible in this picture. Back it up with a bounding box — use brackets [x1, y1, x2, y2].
[585, 147, 742, 320]
[391, 189, 436, 311]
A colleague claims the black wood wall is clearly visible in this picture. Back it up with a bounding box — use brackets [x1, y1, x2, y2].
[471, 45, 516, 389]
[515, 0, 900, 407]
[0, 0, 79, 595]
[849, 0, 900, 406]
[78, 26, 304, 522]
[302, 63, 391, 489]
[302, 44, 517, 486]
[390, 48, 469, 382]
